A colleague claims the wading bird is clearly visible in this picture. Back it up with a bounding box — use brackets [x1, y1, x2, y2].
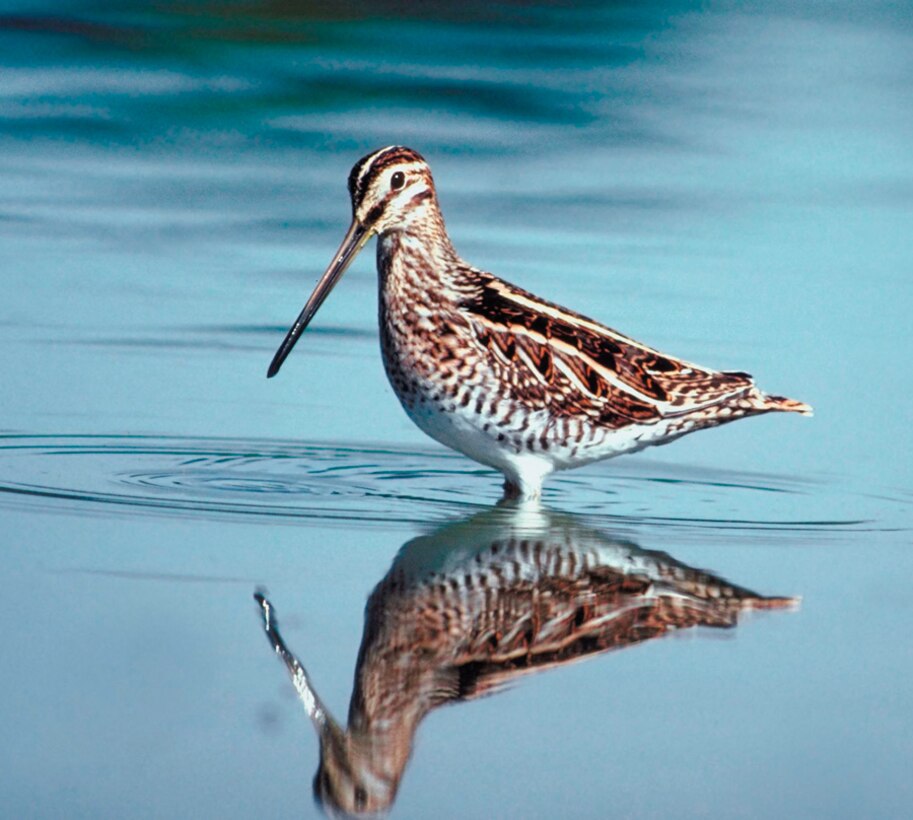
[268, 147, 810, 499]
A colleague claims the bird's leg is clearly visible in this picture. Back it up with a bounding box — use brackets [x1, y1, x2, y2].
[502, 479, 522, 501]
[499, 474, 544, 505]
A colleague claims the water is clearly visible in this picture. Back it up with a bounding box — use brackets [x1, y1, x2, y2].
[1, 2, 911, 817]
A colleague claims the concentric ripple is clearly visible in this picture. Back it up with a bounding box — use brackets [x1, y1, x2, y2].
[0, 434, 903, 535]
[0, 435, 490, 527]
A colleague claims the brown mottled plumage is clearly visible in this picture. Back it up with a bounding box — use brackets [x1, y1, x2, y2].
[256, 508, 798, 817]
[268, 146, 811, 499]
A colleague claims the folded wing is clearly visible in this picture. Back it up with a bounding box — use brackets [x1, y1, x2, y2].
[460, 274, 754, 424]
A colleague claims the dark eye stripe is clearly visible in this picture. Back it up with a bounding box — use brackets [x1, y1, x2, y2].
[349, 147, 424, 204]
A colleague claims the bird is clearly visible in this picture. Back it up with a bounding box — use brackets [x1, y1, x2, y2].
[255, 507, 797, 815]
[267, 146, 811, 500]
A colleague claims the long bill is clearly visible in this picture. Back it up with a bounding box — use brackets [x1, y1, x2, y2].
[266, 219, 371, 378]
[253, 592, 345, 746]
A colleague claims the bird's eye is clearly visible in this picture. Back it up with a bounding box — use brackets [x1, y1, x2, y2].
[390, 171, 405, 191]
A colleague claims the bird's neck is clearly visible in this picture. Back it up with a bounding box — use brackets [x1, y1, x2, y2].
[376, 207, 472, 304]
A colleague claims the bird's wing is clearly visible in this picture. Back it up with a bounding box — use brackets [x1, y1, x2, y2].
[459, 275, 754, 422]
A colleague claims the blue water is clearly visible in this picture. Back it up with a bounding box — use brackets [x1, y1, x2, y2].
[1, 3, 911, 818]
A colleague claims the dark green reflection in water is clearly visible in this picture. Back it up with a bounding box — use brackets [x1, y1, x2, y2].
[0, 2, 679, 153]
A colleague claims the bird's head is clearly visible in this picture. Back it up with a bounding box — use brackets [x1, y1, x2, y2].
[267, 146, 438, 378]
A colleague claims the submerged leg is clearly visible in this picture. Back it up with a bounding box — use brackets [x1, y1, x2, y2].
[502, 479, 523, 501]
[499, 457, 551, 503]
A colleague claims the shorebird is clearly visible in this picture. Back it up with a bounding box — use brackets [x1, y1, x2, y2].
[256, 507, 797, 815]
[268, 146, 811, 499]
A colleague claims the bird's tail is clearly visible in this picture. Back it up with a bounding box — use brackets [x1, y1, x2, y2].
[755, 391, 813, 417]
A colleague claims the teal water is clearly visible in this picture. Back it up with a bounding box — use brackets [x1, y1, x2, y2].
[1, 2, 912, 818]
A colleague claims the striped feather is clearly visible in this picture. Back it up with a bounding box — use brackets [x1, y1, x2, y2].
[460, 274, 755, 422]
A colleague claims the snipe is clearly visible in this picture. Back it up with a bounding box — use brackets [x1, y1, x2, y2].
[268, 146, 811, 499]
[255, 507, 798, 816]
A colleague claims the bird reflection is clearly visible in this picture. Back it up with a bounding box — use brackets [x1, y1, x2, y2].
[255, 507, 797, 817]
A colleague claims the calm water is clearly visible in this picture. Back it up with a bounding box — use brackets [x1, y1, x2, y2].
[1, 2, 912, 818]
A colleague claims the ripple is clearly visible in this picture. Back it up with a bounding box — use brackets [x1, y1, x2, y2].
[0, 434, 904, 536]
[0, 435, 490, 527]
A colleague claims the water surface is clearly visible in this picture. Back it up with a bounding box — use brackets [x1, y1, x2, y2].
[1, 2, 912, 818]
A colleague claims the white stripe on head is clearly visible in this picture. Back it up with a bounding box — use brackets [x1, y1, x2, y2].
[355, 145, 400, 194]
